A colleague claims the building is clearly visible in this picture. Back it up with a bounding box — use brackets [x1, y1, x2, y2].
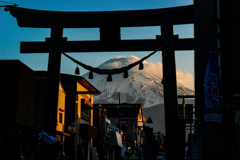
[61, 74, 100, 160]
[35, 71, 70, 159]
[56, 82, 67, 142]
[0, 60, 36, 160]
[106, 119, 123, 160]
[93, 106, 124, 160]
[218, 0, 240, 159]
[194, 0, 240, 159]
[94, 103, 144, 157]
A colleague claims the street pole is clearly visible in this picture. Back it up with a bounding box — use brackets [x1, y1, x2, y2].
[102, 114, 106, 160]
[118, 92, 121, 159]
[125, 122, 129, 160]
[75, 101, 78, 160]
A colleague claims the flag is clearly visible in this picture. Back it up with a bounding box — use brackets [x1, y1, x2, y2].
[203, 52, 222, 122]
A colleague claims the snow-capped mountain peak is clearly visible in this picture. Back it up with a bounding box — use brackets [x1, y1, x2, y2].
[82, 56, 194, 108]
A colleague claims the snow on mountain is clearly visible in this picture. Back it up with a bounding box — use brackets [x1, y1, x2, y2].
[82, 56, 194, 108]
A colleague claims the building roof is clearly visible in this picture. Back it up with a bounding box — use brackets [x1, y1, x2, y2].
[35, 71, 100, 94]
[60, 73, 100, 94]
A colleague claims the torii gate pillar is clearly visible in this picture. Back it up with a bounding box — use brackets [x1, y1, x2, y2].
[161, 22, 179, 160]
[44, 26, 63, 136]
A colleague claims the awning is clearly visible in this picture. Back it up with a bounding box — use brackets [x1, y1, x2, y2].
[107, 124, 119, 132]
[80, 123, 97, 138]
[107, 131, 123, 148]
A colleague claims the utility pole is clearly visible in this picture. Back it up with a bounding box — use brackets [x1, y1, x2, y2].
[119, 92, 121, 134]
[118, 92, 122, 160]
[102, 114, 107, 160]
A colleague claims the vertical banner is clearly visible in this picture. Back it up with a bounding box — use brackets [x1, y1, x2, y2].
[203, 52, 222, 122]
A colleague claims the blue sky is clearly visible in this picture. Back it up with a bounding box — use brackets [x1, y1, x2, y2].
[0, 0, 194, 87]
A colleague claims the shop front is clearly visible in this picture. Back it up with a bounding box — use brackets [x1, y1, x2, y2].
[80, 123, 98, 160]
[106, 131, 123, 160]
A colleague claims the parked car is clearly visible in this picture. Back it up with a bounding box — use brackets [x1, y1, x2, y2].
[156, 152, 165, 160]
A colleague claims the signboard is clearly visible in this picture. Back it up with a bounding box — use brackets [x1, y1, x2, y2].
[188, 133, 202, 160]
[203, 52, 222, 122]
[107, 131, 123, 148]
[93, 147, 97, 160]
[68, 123, 76, 133]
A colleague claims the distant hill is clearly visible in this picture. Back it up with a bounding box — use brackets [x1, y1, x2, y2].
[142, 104, 165, 133]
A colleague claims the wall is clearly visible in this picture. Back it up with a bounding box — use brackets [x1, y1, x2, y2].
[56, 83, 66, 132]
[0, 60, 36, 126]
[16, 61, 36, 126]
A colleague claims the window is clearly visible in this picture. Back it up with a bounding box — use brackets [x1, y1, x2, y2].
[81, 99, 92, 121]
[59, 113, 63, 124]
[81, 108, 90, 121]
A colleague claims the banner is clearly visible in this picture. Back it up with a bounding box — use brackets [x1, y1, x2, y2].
[203, 52, 222, 122]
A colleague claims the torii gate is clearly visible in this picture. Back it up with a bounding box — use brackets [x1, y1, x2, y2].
[7, 5, 194, 160]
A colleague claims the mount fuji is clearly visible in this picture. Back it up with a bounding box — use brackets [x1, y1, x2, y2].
[82, 55, 194, 108]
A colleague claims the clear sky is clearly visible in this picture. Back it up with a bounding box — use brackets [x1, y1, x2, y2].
[0, 0, 194, 87]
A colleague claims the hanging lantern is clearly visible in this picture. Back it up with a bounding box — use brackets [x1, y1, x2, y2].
[75, 65, 80, 75]
[89, 71, 93, 79]
[123, 70, 128, 78]
[139, 62, 144, 70]
[107, 74, 112, 82]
